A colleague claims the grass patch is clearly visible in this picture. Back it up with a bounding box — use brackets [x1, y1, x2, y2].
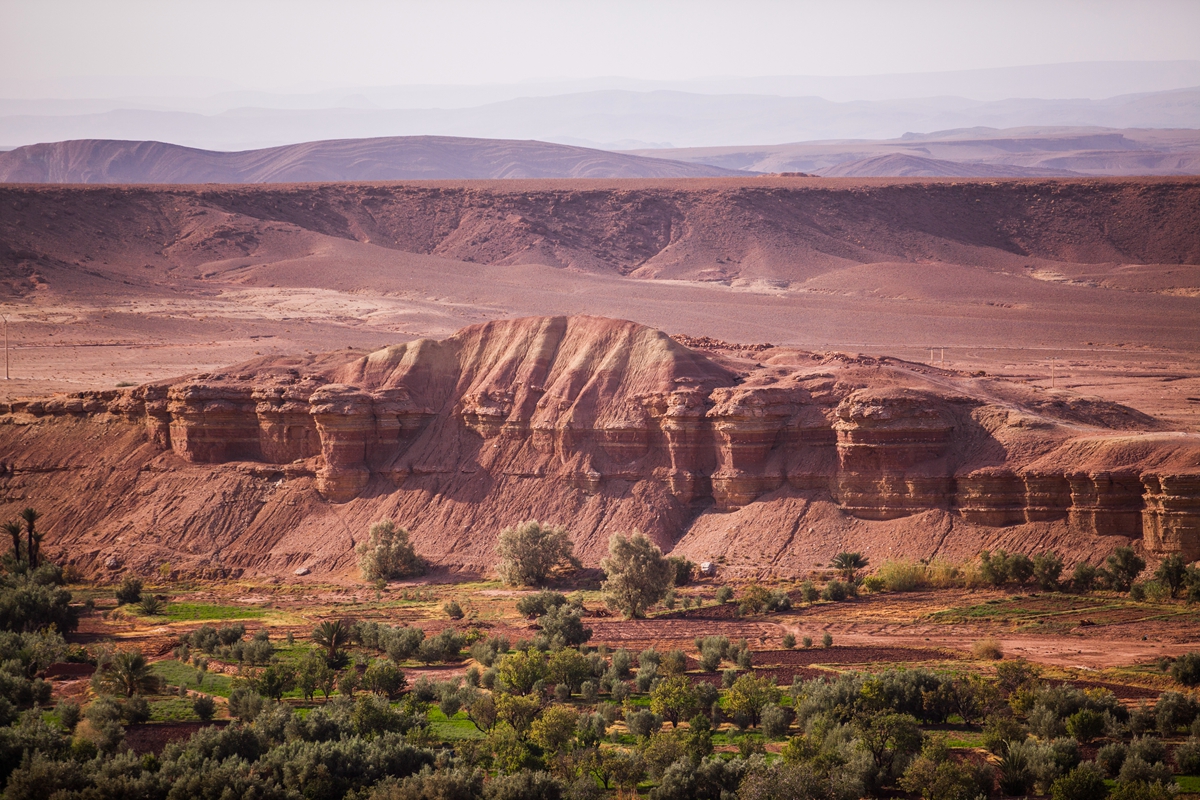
[149, 698, 197, 722]
[151, 660, 233, 697]
[164, 603, 267, 621]
[426, 708, 484, 741]
[1176, 775, 1200, 793]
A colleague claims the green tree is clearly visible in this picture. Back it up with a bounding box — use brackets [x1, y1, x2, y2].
[94, 650, 160, 697]
[495, 692, 542, 737]
[1033, 551, 1064, 591]
[357, 519, 425, 581]
[857, 712, 924, 789]
[296, 648, 335, 701]
[312, 619, 352, 663]
[725, 673, 781, 727]
[601, 532, 674, 619]
[362, 659, 406, 699]
[831, 551, 869, 582]
[546, 647, 590, 692]
[496, 648, 548, 695]
[495, 520, 580, 586]
[529, 704, 578, 753]
[649, 675, 699, 727]
[1106, 546, 1145, 592]
[253, 663, 296, 700]
[19, 509, 41, 570]
[2, 521, 22, 563]
[901, 738, 995, 800]
[1154, 554, 1188, 598]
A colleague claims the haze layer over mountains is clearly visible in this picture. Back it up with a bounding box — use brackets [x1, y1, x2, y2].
[3, 61, 1199, 152]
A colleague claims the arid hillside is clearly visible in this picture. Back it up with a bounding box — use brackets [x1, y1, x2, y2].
[0, 136, 741, 183]
[1, 178, 1199, 431]
[4, 177, 1199, 282]
[1, 315, 1197, 581]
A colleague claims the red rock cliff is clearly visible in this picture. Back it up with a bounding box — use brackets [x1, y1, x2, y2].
[1, 316, 1197, 578]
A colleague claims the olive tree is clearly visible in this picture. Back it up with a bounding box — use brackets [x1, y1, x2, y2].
[495, 520, 580, 586]
[357, 520, 425, 581]
[601, 532, 673, 619]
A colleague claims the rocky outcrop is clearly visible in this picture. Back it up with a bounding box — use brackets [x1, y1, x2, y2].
[1, 315, 1198, 577]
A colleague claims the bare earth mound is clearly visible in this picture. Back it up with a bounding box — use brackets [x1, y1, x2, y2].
[1, 314, 1196, 581]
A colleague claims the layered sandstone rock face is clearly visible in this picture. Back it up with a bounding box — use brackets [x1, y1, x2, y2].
[1, 315, 1197, 577]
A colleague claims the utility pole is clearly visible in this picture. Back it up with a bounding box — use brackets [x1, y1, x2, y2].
[1, 314, 7, 380]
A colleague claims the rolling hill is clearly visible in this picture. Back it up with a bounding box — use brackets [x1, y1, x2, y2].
[0, 135, 741, 183]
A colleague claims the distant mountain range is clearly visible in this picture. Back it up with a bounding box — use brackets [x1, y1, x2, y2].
[629, 127, 1200, 177]
[1, 85, 1197, 152]
[3, 127, 1197, 183]
[0, 136, 740, 183]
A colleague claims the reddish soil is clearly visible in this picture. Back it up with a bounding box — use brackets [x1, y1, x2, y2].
[124, 720, 230, 755]
[1, 178, 1197, 585]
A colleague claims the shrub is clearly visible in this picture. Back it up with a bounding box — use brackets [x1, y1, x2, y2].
[1107, 547, 1146, 593]
[1008, 553, 1035, 585]
[1117, 755, 1172, 786]
[114, 576, 142, 605]
[1174, 737, 1200, 774]
[799, 581, 819, 603]
[1128, 736, 1166, 766]
[1097, 742, 1128, 777]
[357, 520, 425, 581]
[667, 556, 695, 587]
[876, 560, 928, 592]
[496, 521, 579, 586]
[972, 637, 1003, 660]
[137, 596, 163, 615]
[55, 700, 80, 732]
[822, 632, 833, 648]
[537, 605, 592, 648]
[1073, 562, 1099, 592]
[1034, 552, 1065, 591]
[802, 636, 813, 649]
[901, 739, 995, 800]
[516, 591, 568, 619]
[601, 533, 674, 619]
[832, 552, 869, 582]
[626, 708, 661, 740]
[821, 580, 850, 601]
[782, 633, 796, 649]
[192, 694, 216, 721]
[1109, 782, 1179, 800]
[362, 660, 407, 699]
[443, 601, 464, 620]
[1050, 763, 1109, 800]
[715, 586, 733, 604]
[1066, 708, 1105, 744]
[760, 703, 794, 739]
[1169, 651, 1200, 686]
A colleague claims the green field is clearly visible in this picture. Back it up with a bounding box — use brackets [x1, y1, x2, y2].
[164, 603, 268, 621]
[151, 659, 233, 697]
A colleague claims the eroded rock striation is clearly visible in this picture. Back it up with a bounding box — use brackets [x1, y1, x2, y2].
[1, 316, 1197, 578]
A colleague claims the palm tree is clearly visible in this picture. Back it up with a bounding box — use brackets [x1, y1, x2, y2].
[2, 520, 22, 562]
[831, 552, 869, 582]
[312, 619, 352, 662]
[19, 508, 40, 569]
[98, 650, 160, 697]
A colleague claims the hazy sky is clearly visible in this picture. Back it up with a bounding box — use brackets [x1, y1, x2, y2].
[4, 0, 1200, 96]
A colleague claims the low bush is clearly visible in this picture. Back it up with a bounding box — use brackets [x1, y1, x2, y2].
[972, 637, 1003, 660]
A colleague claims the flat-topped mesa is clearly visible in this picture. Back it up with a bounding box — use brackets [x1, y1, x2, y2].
[3, 314, 1200, 576]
